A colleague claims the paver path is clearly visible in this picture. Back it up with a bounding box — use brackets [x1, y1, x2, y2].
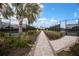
[50, 36, 78, 53]
[33, 31, 55, 56]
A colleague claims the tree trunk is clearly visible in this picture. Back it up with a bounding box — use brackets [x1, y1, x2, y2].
[9, 19, 11, 36]
[18, 17, 23, 35]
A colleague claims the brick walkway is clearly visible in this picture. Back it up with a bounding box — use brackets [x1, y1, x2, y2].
[33, 31, 55, 56]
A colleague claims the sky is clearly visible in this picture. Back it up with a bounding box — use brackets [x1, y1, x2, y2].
[1, 3, 79, 28]
[33, 3, 79, 28]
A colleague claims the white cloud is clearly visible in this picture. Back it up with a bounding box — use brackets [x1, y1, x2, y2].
[40, 4, 44, 8]
[76, 19, 78, 23]
[33, 17, 59, 28]
[2, 18, 28, 25]
[50, 18, 58, 23]
[1, 17, 60, 28]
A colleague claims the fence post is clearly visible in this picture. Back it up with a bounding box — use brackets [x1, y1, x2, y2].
[77, 18, 79, 36]
[65, 19, 67, 35]
[78, 18, 79, 25]
[59, 21, 61, 32]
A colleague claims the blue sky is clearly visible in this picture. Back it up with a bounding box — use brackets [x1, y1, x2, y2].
[1, 3, 79, 28]
[40, 3, 79, 20]
[33, 3, 79, 28]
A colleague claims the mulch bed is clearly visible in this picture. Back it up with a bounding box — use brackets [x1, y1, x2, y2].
[6, 47, 31, 56]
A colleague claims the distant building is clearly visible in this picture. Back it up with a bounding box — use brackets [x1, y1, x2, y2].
[66, 24, 78, 29]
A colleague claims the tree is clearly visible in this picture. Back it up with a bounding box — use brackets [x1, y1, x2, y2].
[0, 3, 14, 36]
[13, 3, 41, 34]
[1, 3, 41, 35]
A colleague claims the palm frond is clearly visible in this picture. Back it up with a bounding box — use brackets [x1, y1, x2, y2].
[1, 3, 14, 19]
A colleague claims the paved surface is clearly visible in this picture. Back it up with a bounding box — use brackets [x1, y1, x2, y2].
[33, 31, 55, 56]
[50, 36, 79, 52]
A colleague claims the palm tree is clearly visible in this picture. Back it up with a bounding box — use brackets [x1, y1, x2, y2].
[1, 3, 41, 35]
[12, 3, 41, 34]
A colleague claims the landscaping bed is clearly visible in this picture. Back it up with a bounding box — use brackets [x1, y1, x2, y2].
[57, 43, 79, 56]
[45, 31, 64, 40]
[0, 30, 40, 56]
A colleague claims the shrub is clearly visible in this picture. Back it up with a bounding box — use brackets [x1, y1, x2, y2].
[0, 36, 33, 55]
[3, 36, 32, 48]
[45, 31, 63, 40]
[27, 30, 36, 35]
[15, 39, 32, 48]
[70, 43, 79, 56]
[0, 30, 36, 55]
[2, 36, 17, 49]
[0, 41, 9, 55]
[57, 43, 79, 56]
[57, 50, 72, 56]
[0, 47, 9, 56]
[0, 32, 5, 38]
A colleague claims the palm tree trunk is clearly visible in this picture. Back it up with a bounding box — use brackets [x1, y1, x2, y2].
[9, 19, 11, 36]
[18, 18, 23, 35]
